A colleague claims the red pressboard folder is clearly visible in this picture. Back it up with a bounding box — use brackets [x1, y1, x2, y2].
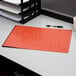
[3, 25, 72, 53]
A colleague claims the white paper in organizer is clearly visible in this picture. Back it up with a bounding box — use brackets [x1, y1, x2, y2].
[0, 10, 21, 21]
[0, 1, 29, 14]
[0, 1, 21, 14]
[3, 0, 29, 5]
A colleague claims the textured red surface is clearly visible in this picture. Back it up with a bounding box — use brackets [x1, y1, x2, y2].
[3, 25, 72, 53]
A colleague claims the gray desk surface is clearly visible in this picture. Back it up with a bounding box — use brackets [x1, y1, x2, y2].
[0, 15, 76, 76]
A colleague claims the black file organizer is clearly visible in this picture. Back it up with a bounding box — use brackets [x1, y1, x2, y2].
[0, 0, 41, 24]
[20, 0, 41, 24]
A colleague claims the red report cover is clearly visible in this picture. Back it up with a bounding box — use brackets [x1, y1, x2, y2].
[3, 25, 72, 53]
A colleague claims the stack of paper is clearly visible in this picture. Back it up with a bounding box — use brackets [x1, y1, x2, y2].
[0, 10, 21, 21]
[0, 0, 30, 22]
[0, 1, 21, 14]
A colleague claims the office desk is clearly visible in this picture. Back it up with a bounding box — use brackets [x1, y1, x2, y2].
[0, 15, 76, 76]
